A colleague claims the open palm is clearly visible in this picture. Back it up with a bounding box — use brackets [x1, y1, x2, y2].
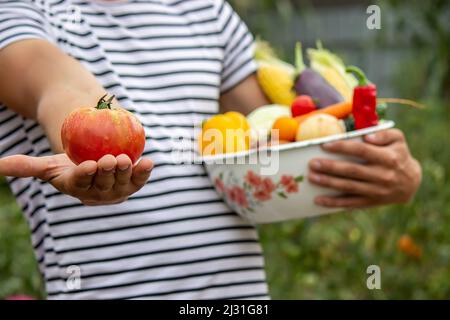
[0, 153, 153, 206]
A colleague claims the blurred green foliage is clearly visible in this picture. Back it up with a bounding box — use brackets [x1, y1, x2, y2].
[0, 0, 449, 299]
[0, 180, 44, 299]
[381, 0, 450, 101]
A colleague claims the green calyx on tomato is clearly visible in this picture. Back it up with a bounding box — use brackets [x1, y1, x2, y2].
[96, 94, 115, 110]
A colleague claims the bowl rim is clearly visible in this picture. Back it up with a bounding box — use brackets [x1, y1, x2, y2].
[201, 120, 395, 162]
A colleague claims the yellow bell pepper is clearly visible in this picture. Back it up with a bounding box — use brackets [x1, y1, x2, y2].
[199, 112, 250, 155]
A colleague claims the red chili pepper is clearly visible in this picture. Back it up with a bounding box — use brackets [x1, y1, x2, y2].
[346, 66, 378, 130]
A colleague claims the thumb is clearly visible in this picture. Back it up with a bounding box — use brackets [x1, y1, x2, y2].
[0, 155, 50, 179]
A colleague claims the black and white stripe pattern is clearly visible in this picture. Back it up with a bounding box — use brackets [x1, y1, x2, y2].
[0, 0, 268, 299]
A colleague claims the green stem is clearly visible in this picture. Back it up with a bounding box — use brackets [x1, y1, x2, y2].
[295, 41, 306, 75]
[346, 66, 371, 86]
[96, 94, 115, 110]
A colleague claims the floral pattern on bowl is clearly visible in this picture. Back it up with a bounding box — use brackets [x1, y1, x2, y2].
[214, 170, 304, 215]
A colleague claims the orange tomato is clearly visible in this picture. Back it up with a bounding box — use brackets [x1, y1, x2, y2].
[398, 234, 422, 259]
[199, 112, 250, 155]
[272, 116, 299, 142]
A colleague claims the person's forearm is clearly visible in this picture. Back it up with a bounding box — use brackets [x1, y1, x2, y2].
[0, 39, 108, 153]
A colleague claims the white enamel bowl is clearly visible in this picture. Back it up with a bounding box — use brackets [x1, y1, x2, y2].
[202, 121, 395, 224]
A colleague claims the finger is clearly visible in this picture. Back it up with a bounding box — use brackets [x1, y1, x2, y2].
[314, 195, 376, 208]
[309, 159, 386, 183]
[65, 160, 97, 190]
[0, 155, 49, 178]
[308, 172, 380, 197]
[364, 128, 405, 146]
[322, 140, 394, 166]
[114, 154, 132, 189]
[94, 154, 117, 191]
[131, 157, 153, 187]
[0, 154, 74, 180]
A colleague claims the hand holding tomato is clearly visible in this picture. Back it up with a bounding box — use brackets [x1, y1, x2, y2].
[0, 94, 152, 206]
[0, 153, 153, 206]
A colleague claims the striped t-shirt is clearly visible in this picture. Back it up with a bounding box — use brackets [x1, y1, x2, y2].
[0, 0, 269, 299]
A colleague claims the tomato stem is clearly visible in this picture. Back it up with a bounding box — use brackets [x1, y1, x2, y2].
[96, 94, 115, 110]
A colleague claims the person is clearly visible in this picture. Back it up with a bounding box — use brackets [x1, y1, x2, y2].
[0, 0, 421, 299]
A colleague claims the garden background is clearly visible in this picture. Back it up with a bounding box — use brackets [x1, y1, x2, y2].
[0, 0, 449, 299]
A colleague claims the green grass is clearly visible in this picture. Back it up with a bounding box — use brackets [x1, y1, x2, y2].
[0, 101, 449, 299]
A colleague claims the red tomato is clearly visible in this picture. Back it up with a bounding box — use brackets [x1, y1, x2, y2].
[61, 95, 146, 164]
[291, 95, 317, 117]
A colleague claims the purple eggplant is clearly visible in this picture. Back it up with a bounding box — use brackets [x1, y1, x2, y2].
[293, 43, 344, 108]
